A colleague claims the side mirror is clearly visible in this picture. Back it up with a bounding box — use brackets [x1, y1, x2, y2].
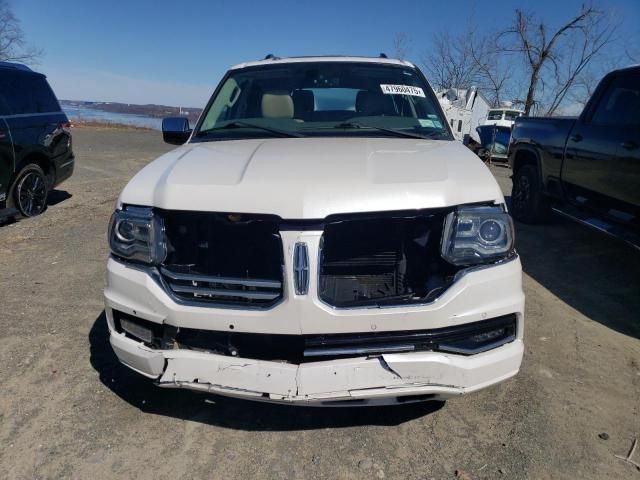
[162, 117, 191, 145]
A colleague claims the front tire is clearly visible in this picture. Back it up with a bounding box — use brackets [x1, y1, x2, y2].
[510, 164, 549, 223]
[11, 164, 49, 217]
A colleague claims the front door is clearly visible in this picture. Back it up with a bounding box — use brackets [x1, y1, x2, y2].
[562, 121, 619, 203]
[608, 73, 640, 210]
[612, 126, 640, 210]
[563, 71, 640, 222]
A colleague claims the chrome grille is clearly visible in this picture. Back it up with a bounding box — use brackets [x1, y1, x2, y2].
[160, 267, 282, 307]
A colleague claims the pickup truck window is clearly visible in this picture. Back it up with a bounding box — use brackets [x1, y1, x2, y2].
[0, 93, 9, 115]
[589, 74, 640, 127]
[195, 62, 451, 141]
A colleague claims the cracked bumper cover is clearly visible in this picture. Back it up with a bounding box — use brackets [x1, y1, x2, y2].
[109, 329, 523, 403]
[105, 248, 524, 404]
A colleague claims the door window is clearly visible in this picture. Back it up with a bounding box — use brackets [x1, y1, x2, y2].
[590, 74, 640, 127]
[0, 93, 10, 116]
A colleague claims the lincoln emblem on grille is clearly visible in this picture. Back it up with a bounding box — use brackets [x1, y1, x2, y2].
[293, 242, 309, 295]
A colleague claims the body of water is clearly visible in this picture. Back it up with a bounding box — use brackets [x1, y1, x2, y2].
[63, 104, 163, 130]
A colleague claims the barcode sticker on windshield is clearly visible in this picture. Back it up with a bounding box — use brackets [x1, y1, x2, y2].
[380, 84, 425, 97]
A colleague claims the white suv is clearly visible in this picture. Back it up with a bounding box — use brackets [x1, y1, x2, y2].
[104, 56, 524, 406]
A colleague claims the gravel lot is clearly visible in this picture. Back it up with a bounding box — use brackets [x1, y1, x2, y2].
[1, 127, 639, 480]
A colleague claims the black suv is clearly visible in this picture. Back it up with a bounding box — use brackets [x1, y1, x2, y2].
[0, 62, 74, 220]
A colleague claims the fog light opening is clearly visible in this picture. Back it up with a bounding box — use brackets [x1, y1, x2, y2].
[470, 328, 506, 344]
[120, 317, 154, 344]
[437, 317, 517, 355]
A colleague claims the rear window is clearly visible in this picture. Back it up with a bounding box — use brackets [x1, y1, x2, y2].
[308, 88, 359, 111]
[0, 71, 60, 115]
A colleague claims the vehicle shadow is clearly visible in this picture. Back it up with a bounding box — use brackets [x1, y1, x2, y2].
[89, 311, 444, 430]
[0, 190, 71, 228]
[48, 189, 72, 206]
[513, 214, 640, 339]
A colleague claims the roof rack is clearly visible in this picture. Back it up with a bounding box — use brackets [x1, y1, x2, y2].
[0, 61, 33, 72]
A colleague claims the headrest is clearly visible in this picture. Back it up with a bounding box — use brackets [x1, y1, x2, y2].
[261, 91, 294, 118]
[292, 90, 314, 115]
[356, 90, 396, 116]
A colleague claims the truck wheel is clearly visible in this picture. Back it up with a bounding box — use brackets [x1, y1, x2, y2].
[511, 164, 549, 223]
[10, 164, 49, 217]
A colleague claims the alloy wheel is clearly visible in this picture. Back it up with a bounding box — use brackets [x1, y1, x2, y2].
[16, 171, 47, 216]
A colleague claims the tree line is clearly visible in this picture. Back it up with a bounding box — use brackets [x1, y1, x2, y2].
[394, 4, 638, 116]
[0, 0, 41, 65]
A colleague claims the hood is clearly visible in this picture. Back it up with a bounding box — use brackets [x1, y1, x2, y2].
[119, 137, 503, 218]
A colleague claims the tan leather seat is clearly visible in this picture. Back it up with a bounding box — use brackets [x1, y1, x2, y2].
[261, 91, 294, 118]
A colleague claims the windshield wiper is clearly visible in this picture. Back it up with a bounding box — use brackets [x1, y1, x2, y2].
[197, 121, 303, 138]
[327, 122, 432, 140]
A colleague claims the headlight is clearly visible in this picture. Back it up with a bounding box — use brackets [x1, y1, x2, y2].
[441, 205, 514, 266]
[108, 206, 166, 264]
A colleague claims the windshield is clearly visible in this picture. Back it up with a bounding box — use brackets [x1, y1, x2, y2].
[503, 110, 522, 121]
[487, 110, 503, 120]
[194, 62, 451, 141]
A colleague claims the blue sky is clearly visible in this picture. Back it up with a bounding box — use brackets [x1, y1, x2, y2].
[14, 0, 640, 108]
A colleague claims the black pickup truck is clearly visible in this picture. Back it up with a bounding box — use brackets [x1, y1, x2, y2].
[509, 65, 639, 249]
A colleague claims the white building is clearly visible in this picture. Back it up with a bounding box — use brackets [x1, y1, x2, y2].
[435, 87, 491, 144]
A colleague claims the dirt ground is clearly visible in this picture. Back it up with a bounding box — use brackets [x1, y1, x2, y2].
[1, 127, 639, 480]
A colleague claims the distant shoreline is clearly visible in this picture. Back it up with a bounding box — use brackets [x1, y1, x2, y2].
[71, 119, 155, 131]
[60, 100, 202, 123]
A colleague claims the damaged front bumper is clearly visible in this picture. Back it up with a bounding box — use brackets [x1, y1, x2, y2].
[105, 240, 524, 405]
[108, 321, 523, 406]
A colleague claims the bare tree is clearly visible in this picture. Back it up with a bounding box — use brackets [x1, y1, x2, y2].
[402, 4, 622, 114]
[421, 28, 512, 106]
[567, 37, 633, 114]
[421, 31, 478, 91]
[392, 32, 411, 61]
[623, 42, 640, 63]
[502, 6, 616, 115]
[0, 0, 42, 64]
[569, 67, 603, 109]
[544, 14, 617, 114]
[468, 35, 513, 106]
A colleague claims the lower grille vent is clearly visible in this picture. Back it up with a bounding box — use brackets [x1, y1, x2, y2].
[169, 314, 518, 362]
[161, 267, 282, 306]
